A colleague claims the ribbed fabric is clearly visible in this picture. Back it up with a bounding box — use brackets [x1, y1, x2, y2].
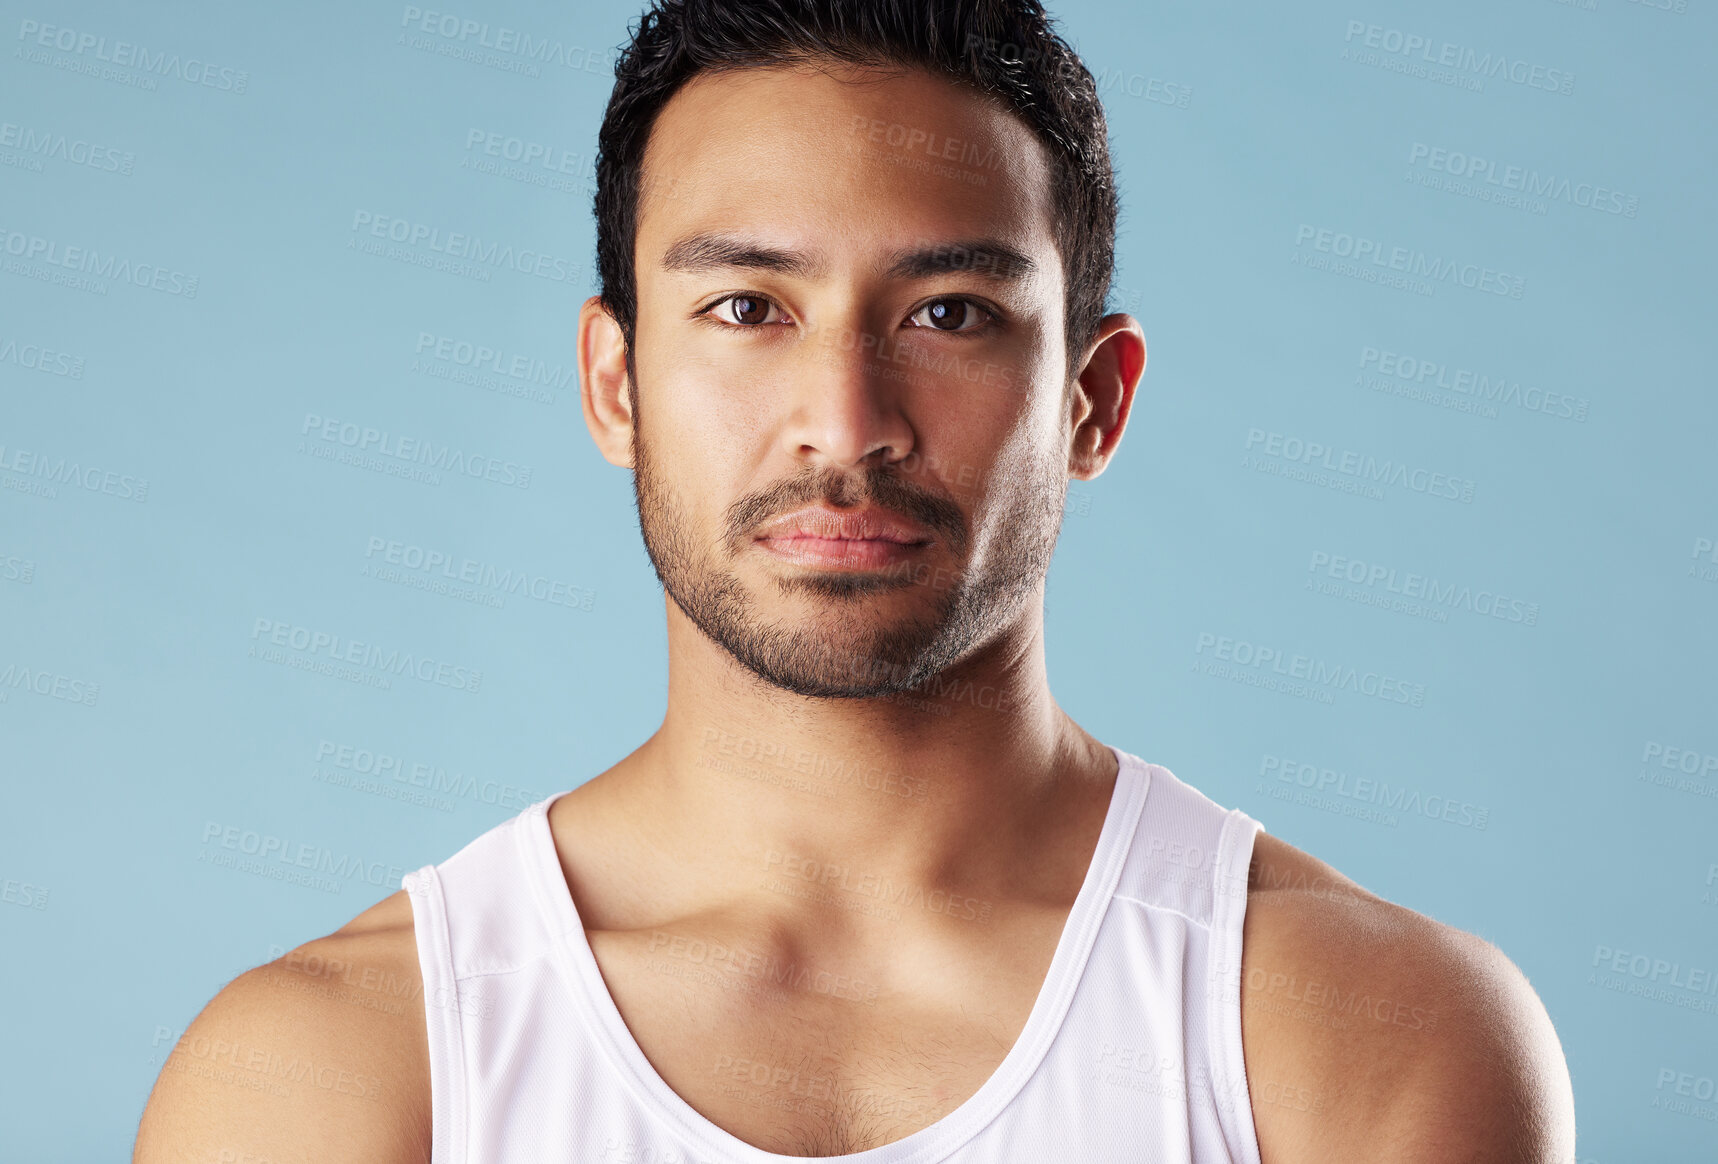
[400, 746, 1265, 1162]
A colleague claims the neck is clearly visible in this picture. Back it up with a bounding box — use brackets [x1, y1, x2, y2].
[611, 592, 1115, 900]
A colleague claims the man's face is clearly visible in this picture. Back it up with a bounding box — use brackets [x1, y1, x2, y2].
[628, 62, 1074, 699]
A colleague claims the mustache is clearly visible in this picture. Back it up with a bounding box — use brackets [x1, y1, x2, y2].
[725, 463, 968, 555]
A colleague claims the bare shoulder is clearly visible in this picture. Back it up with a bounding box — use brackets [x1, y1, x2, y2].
[1238, 832, 1575, 1164]
[133, 890, 431, 1164]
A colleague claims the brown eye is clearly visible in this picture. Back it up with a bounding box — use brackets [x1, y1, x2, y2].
[910, 298, 988, 331]
[711, 295, 781, 326]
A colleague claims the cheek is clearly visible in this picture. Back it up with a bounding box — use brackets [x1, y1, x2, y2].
[975, 388, 1058, 470]
[637, 318, 781, 435]
[975, 408, 1067, 513]
[636, 341, 764, 457]
[636, 378, 778, 540]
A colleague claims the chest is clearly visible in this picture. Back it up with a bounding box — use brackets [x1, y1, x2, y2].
[588, 929, 1045, 1155]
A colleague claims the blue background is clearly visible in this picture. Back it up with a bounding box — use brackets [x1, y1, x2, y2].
[2, 0, 1714, 1159]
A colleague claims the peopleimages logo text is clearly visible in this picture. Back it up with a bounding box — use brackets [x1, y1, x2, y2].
[364, 536, 595, 612]
[1408, 144, 1638, 218]
[15, 19, 250, 92]
[250, 618, 482, 693]
[413, 333, 576, 392]
[349, 212, 581, 284]
[1294, 225, 1524, 298]
[1308, 551, 1539, 626]
[1194, 633, 1427, 707]
[1342, 21, 1574, 94]
[1359, 348, 1588, 421]
[0, 441, 148, 501]
[398, 7, 615, 73]
[200, 821, 406, 889]
[0, 337, 85, 379]
[300, 413, 531, 489]
[0, 226, 198, 297]
[315, 739, 544, 811]
[1245, 429, 1476, 502]
[1643, 742, 1718, 780]
[0, 121, 135, 174]
[1592, 944, 1718, 996]
[1260, 755, 1489, 829]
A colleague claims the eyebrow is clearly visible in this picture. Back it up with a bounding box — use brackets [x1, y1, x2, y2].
[660, 233, 820, 279]
[658, 232, 1037, 284]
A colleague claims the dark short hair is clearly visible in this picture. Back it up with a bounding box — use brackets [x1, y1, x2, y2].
[594, 0, 1117, 382]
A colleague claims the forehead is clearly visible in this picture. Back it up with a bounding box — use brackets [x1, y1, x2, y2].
[635, 62, 1060, 270]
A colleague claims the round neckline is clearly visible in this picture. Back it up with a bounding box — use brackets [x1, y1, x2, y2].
[521, 744, 1150, 1164]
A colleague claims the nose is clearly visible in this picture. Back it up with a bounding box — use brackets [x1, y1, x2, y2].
[777, 317, 918, 471]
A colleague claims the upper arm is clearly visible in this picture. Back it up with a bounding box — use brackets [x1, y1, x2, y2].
[1371, 930, 1577, 1163]
[1240, 841, 1575, 1164]
[133, 893, 432, 1164]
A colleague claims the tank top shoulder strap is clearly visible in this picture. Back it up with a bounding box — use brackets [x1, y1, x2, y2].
[1108, 748, 1266, 1164]
[401, 794, 569, 1164]
[1110, 751, 1259, 924]
[405, 795, 566, 976]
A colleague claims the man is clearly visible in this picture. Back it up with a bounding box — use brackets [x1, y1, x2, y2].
[135, 1, 1576, 1160]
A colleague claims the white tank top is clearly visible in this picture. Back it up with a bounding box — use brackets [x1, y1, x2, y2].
[402, 746, 1266, 1162]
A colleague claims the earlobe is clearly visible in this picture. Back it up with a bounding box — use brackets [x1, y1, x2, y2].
[578, 295, 636, 469]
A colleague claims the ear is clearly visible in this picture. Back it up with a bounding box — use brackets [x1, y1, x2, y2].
[578, 295, 635, 469]
[1068, 313, 1146, 480]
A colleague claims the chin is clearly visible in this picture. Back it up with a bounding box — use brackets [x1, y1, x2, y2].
[712, 605, 964, 701]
